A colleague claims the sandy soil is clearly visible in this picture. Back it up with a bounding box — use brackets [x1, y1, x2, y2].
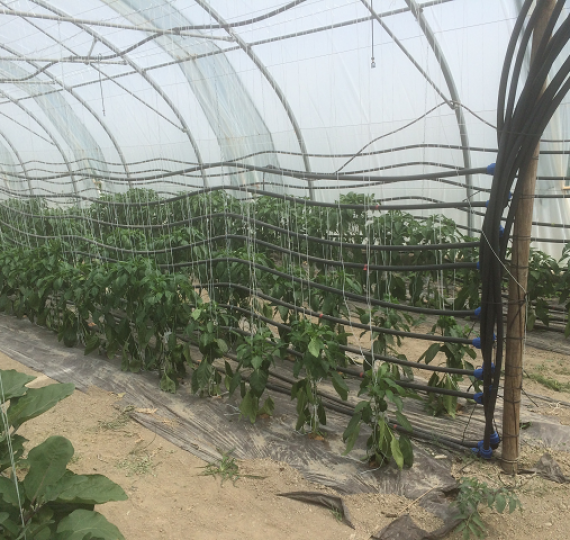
[2, 331, 570, 540]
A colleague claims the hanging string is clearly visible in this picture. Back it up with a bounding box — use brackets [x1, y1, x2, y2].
[371, 0, 376, 68]
[98, 54, 106, 117]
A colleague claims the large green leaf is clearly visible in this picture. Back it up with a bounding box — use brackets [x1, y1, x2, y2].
[308, 338, 322, 358]
[0, 369, 36, 403]
[331, 371, 349, 401]
[0, 434, 27, 473]
[46, 471, 127, 505]
[55, 509, 125, 540]
[8, 383, 74, 430]
[0, 476, 19, 505]
[24, 436, 74, 504]
[390, 433, 404, 469]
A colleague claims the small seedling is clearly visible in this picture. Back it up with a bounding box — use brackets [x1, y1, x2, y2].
[452, 477, 521, 539]
[330, 508, 343, 522]
[117, 449, 157, 477]
[199, 448, 264, 486]
[98, 405, 134, 430]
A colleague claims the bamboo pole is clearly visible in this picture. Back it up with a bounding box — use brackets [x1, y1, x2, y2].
[502, 0, 557, 474]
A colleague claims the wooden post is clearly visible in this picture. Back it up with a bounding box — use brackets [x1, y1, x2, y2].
[502, 0, 556, 474]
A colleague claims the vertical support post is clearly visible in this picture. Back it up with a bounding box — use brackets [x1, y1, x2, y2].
[502, 0, 556, 474]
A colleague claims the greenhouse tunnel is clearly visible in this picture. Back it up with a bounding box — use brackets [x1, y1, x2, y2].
[2, 0, 570, 525]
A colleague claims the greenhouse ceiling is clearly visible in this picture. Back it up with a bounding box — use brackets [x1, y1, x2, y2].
[0, 0, 569, 247]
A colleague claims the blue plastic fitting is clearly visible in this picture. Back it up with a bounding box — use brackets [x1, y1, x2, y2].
[499, 225, 505, 237]
[486, 163, 496, 175]
[474, 307, 481, 318]
[472, 334, 495, 349]
[476, 261, 480, 270]
[485, 200, 489, 208]
[490, 432, 501, 449]
[473, 363, 495, 380]
[474, 392, 484, 405]
[472, 440, 493, 459]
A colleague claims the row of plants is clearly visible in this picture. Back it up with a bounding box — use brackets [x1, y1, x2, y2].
[2, 189, 569, 327]
[0, 241, 482, 467]
[0, 189, 481, 311]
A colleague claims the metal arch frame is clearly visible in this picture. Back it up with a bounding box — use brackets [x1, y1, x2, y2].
[192, 0, 315, 200]
[0, 40, 133, 189]
[0, 129, 32, 194]
[29, 0, 209, 189]
[402, 0, 474, 235]
[0, 87, 77, 195]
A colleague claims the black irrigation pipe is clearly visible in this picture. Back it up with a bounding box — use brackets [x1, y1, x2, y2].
[8, 141, 570, 170]
[0, 217, 478, 271]
[205, 349, 475, 451]
[0, 230, 480, 319]
[189, 281, 474, 343]
[222, 306, 476, 378]
[225, 326, 471, 398]
[63, 246, 476, 320]
[0, 207, 482, 253]
[0, 183, 487, 211]
[214, 361, 473, 452]
[0, 160, 490, 184]
[220, 354, 477, 452]
[221, 304, 476, 377]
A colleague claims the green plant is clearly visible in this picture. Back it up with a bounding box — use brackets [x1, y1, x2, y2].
[452, 477, 521, 539]
[226, 326, 280, 423]
[186, 301, 233, 396]
[0, 368, 127, 539]
[198, 448, 264, 486]
[419, 316, 477, 417]
[289, 319, 350, 435]
[343, 362, 414, 469]
[357, 301, 419, 376]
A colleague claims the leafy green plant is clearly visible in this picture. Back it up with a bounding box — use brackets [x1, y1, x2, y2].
[0, 368, 127, 539]
[289, 319, 349, 435]
[343, 362, 414, 469]
[186, 301, 233, 396]
[357, 301, 419, 376]
[525, 248, 560, 329]
[452, 477, 521, 539]
[198, 448, 264, 486]
[226, 326, 280, 423]
[419, 316, 477, 417]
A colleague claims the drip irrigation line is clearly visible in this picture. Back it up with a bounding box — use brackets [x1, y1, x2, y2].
[221, 303, 476, 377]
[0, 208, 481, 253]
[62, 234, 478, 272]
[4, 142, 570, 171]
[190, 281, 475, 341]
[211, 350, 475, 450]
[0, 158, 489, 184]
[66, 245, 478, 320]
[0, 184, 487, 211]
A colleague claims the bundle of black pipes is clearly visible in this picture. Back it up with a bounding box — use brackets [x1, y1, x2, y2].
[479, 0, 570, 458]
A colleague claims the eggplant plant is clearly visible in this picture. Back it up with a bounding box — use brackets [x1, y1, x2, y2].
[0, 368, 127, 540]
[289, 319, 350, 435]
